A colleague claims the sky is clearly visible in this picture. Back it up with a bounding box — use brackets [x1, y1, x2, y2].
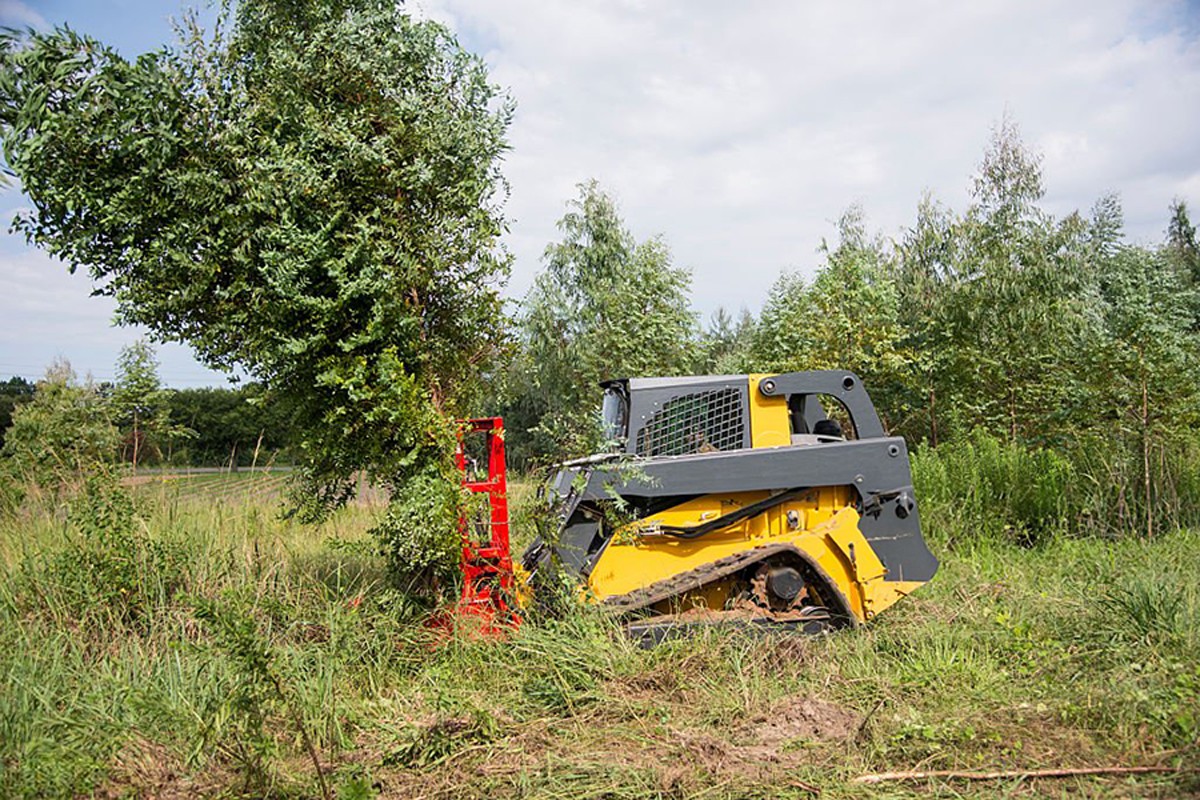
[1, 0, 1198, 387]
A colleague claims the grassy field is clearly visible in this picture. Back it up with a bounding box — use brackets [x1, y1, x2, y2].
[1, 476, 1198, 799]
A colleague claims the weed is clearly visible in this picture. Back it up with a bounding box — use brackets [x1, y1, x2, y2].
[1099, 578, 1187, 640]
[192, 591, 332, 799]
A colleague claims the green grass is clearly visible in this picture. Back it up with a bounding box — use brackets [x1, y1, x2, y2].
[1, 479, 1198, 799]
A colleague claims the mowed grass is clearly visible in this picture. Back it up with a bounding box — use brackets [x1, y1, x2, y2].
[0, 479, 1197, 799]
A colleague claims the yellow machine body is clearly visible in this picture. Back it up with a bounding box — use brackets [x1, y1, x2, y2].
[528, 371, 937, 637]
[588, 491, 923, 623]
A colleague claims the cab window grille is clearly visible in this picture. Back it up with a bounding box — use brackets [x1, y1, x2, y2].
[635, 389, 744, 457]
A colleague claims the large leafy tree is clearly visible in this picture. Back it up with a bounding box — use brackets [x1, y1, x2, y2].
[0, 1, 513, 569]
[509, 181, 696, 464]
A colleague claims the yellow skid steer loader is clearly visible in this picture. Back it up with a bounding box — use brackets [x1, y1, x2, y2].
[521, 371, 938, 644]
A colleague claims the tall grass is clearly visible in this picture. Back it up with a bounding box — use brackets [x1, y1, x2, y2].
[0, 475, 1198, 798]
[912, 428, 1200, 546]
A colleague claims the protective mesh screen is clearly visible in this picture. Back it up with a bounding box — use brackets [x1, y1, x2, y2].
[635, 388, 745, 457]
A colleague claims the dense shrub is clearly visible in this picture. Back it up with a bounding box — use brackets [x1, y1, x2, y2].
[913, 428, 1200, 545]
[912, 430, 1074, 546]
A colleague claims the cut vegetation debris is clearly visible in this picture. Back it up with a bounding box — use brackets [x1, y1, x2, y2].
[1, 483, 1198, 799]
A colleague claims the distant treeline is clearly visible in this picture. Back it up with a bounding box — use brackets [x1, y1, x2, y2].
[0, 374, 294, 468]
[165, 385, 296, 467]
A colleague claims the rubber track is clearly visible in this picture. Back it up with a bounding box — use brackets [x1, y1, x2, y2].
[600, 542, 800, 612]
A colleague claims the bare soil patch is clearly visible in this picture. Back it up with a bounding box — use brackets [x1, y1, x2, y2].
[738, 694, 860, 751]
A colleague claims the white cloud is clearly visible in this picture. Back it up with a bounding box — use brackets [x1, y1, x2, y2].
[419, 0, 1200, 313]
[0, 0, 46, 29]
[2, 0, 1199, 380]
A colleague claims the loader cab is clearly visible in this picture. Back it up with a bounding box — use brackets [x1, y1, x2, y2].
[600, 371, 885, 459]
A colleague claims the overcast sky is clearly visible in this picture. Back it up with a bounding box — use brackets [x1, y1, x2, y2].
[1, 0, 1198, 386]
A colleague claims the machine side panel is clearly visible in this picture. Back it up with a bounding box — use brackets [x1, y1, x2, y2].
[575, 440, 939, 583]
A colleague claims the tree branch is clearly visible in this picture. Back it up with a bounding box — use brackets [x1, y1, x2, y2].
[853, 765, 1191, 785]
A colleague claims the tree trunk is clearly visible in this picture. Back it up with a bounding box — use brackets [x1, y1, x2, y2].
[929, 385, 939, 447]
[132, 410, 140, 473]
[1142, 368, 1152, 538]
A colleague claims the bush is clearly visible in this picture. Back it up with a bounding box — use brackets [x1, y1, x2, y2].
[913, 428, 1200, 545]
[0, 361, 118, 497]
[372, 464, 463, 592]
[7, 476, 185, 633]
[912, 429, 1073, 547]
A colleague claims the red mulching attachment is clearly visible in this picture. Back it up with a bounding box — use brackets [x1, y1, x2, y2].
[430, 417, 520, 640]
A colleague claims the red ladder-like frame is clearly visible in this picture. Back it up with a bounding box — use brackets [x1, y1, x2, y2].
[453, 417, 518, 628]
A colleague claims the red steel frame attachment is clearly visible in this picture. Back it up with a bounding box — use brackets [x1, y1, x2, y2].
[452, 417, 519, 630]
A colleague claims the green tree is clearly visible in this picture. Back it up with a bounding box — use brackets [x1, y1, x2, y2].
[922, 119, 1094, 443]
[894, 194, 963, 444]
[698, 307, 757, 374]
[752, 271, 809, 372]
[112, 340, 182, 469]
[510, 181, 696, 463]
[0, 376, 35, 449]
[1086, 245, 1200, 536]
[1, 360, 119, 494]
[753, 207, 916, 432]
[0, 1, 513, 575]
[1165, 198, 1200, 286]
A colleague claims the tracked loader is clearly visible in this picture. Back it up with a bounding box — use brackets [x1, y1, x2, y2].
[519, 371, 939, 644]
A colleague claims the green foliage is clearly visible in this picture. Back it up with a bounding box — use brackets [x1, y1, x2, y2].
[1166, 198, 1200, 288]
[2, 473, 183, 637]
[64, 477, 183, 629]
[504, 180, 697, 465]
[371, 460, 462, 588]
[167, 383, 295, 467]
[0, 360, 119, 496]
[111, 340, 188, 468]
[914, 428, 1200, 544]
[926, 126, 1093, 443]
[0, 1, 513, 572]
[191, 592, 315, 795]
[0, 375, 34, 449]
[697, 306, 757, 374]
[912, 430, 1074, 546]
